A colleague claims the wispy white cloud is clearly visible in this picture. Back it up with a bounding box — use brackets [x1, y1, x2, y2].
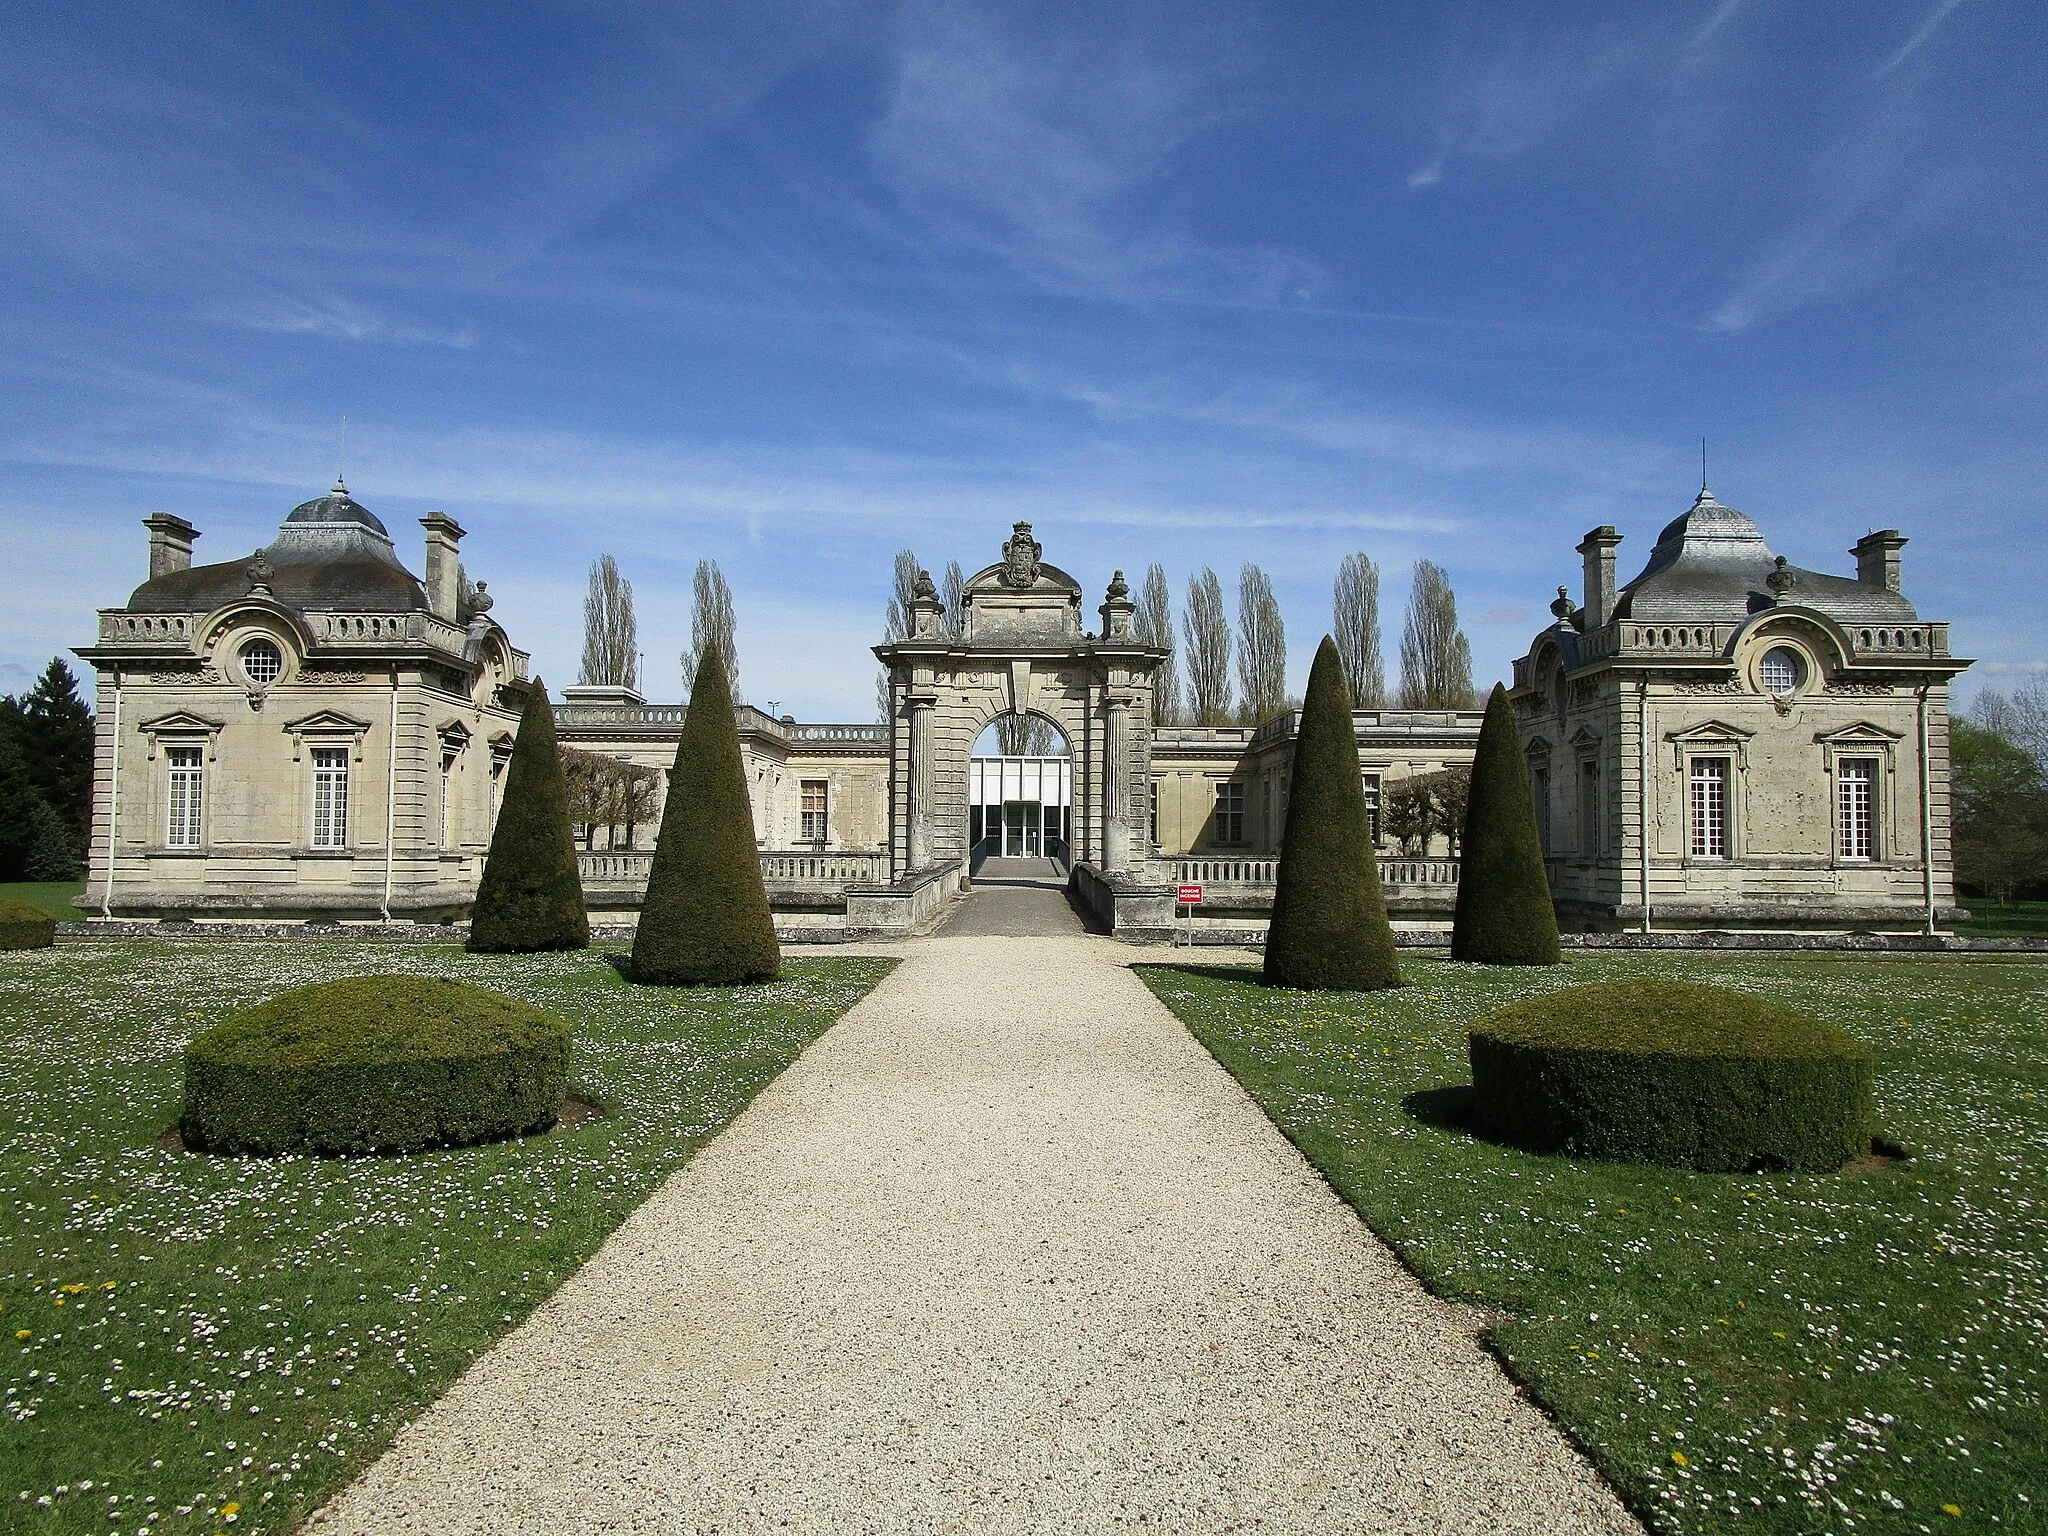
[1873, 0, 1970, 79]
[869, 2, 1316, 304]
[213, 296, 478, 350]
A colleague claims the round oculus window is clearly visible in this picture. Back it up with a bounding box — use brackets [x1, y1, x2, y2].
[1759, 646, 1802, 698]
[241, 638, 282, 687]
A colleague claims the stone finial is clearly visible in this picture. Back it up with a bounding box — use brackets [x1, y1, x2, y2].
[908, 568, 944, 638]
[1766, 555, 1797, 603]
[246, 551, 274, 596]
[1099, 568, 1137, 642]
[468, 580, 494, 615]
[1550, 585, 1577, 621]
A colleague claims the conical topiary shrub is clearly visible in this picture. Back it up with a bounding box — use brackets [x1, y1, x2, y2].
[1264, 636, 1402, 991]
[468, 680, 590, 953]
[630, 644, 780, 986]
[1451, 683, 1561, 965]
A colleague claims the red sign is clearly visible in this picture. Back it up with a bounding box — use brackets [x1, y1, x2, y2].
[1176, 884, 1204, 905]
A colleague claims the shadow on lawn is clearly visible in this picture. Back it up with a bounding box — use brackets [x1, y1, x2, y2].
[1400, 1083, 1479, 1135]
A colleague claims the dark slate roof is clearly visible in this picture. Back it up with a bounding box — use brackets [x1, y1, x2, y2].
[282, 484, 392, 538]
[1614, 489, 1918, 625]
[123, 482, 428, 614]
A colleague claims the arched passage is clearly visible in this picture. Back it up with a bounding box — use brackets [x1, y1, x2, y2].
[968, 714, 1073, 864]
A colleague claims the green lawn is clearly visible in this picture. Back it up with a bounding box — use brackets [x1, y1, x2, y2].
[1139, 954, 2045, 1536]
[1953, 898, 2048, 938]
[1, 941, 893, 1534]
[0, 881, 87, 920]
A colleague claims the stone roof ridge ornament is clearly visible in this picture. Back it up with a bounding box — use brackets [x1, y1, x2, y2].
[1766, 555, 1797, 604]
[1550, 585, 1576, 621]
[1106, 569, 1129, 601]
[468, 580, 494, 615]
[907, 568, 944, 638]
[246, 551, 274, 596]
[1000, 521, 1042, 588]
[912, 567, 937, 601]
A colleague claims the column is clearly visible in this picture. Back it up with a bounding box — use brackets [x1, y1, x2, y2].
[1103, 697, 1129, 872]
[907, 695, 933, 871]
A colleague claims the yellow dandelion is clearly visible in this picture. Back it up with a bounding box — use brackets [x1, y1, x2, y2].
[14, 1329, 28, 1340]
[1943, 1505, 1963, 1517]
[1671, 1451, 1688, 1467]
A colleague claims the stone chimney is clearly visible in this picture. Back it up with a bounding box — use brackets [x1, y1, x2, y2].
[1853, 529, 1907, 592]
[143, 513, 198, 579]
[419, 512, 466, 622]
[1576, 525, 1622, 628]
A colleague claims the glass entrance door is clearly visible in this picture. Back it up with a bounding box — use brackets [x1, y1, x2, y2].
[1002, 800, 1042, 856]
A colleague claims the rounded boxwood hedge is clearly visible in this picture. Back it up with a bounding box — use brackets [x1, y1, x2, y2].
[0, 895, 56, 950]
[1468, 980, 1875, 1172]
[181, 977, 570, 1156]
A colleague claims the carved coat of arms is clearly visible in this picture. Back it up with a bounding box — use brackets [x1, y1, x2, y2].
[1000, 522, 1041, 588]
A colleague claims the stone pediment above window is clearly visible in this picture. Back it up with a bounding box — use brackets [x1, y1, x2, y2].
[488, 730, 515, 766]
[1665, 718, 1754, 769]
[436, 717, 473, 749]
[138, 710, 226, 760]
[1524, 733, 1553, 761]
[1567, 725, 1603, 749]
[1812, 721, 1903, 746]
[282, 708, 373, 762]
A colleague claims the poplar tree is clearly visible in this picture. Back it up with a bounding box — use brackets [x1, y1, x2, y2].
[1137, 564, 1183, 726]
[876, 548, 920, 722]
[941, 560, 966, 641]
[1183, 568, 1234, 726]
[631, 644, 781, 986]
[683, 560, 739, 701]
[1236, 564, 1287, 724]
[1333, 553, 1385, 709]
[578, 555, 638, 690]
[1397, 560, 1474, 709]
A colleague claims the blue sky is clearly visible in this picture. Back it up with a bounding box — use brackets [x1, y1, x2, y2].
[2, 0, 2041, 718]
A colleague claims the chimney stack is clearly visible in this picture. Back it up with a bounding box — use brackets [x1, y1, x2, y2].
[419, 512, 466, 622]
[143, 513, 198, 580]
[1576, 525, 1623, 628]
[1853, 529, 1907, 592]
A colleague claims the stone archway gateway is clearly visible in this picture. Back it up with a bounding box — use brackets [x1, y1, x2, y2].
[874, 523, 1168, 884]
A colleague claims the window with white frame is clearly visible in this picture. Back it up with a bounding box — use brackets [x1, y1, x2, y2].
[1215, 781, 1245, 843]
[1836, 757, 1878, 861]
[165, 745, 204, 848]
[1262, 779, 1273, 844]
[1689, 757, 1730, 859]
[440, 746, 460, 850]
[1759, 646, 1803, 698]
[800, 779, 828, 843]
[1531, 764, 1552, 854]
[1361, 772, 1381, 842]
[1578, 757, 1602, 857]
[1149, 781, 1160, 846]
[311, 747, 349, 850]
[240, 637, 282, 688]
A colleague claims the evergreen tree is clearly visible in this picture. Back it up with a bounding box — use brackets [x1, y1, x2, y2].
[631, 643, 780, 986]
[1264, 636, 1402, 991]
[18, 659, 94, 857]
[1451, 683, 1561, 965]
[21, 798, 79, 881]
[468, 680, 590, 953]
[0, 728, 45, 882]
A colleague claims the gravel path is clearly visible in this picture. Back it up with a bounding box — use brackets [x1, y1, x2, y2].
[940, 858, 1086, 937]
[309, 936, 1638, 1536]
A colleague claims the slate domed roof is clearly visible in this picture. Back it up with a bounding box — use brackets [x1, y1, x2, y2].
[281, 482, 393, 539]
[1614, 488, 1918, 626]
[123, 480, 428, 615]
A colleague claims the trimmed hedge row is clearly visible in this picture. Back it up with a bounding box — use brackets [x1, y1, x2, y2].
[0, 895, 56, 950]
[181, 976, 569, 1156]
[1469, 980, 1875, 1172]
